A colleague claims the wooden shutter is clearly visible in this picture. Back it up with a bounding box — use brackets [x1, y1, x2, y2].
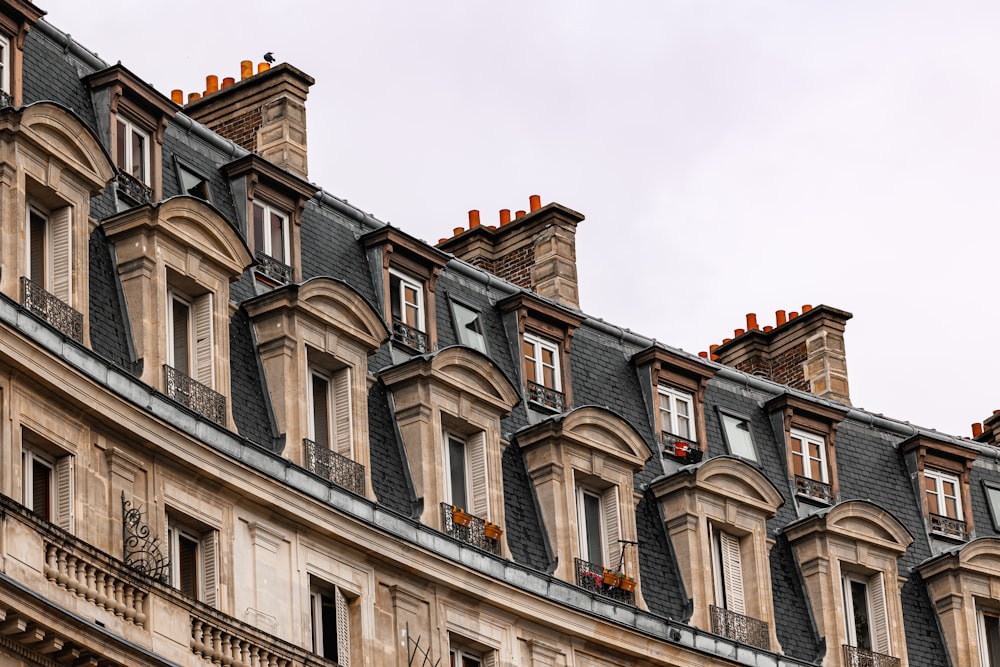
[50, 207, 71, 304]
[469, 432, 489, 518]
[602, 486, 621, 570]
[481, 650, 497, 667]
[54, 455, 74, 532]
[193, 293, 214, 387]
[333, 368, 352, 458]
[200, 530, 218, 607]
[335, 587, 351, 667]
[870, 572, 890, 655]
[719, 531, 746, 615]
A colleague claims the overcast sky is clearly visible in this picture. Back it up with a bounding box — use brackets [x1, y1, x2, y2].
[43, 1, 1000, 438]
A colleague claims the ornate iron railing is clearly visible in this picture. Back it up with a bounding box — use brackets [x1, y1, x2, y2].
[843, 645, 900, 667]
[661, 432, 703, 464]
[929, 512, 967, 540]
[303, 438, 365, 496]
[0, 89, 13, 107]
[440, 503, 501, 555]
[574, 557, 636, 605]
[794, 474, 833, 503]
[710, 605, 769, 650]
[392, 318, 430, 353]
[163, 364, 226, 425]
[527, 380, 566, 412]
[254, 250, 293, 284]
[21, 276, 83, 342]
[115, 169, 153, 205]
[121, 492, 169, 584]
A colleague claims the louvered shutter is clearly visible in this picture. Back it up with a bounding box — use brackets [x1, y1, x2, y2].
[602, 486, 621, 569]
[469, 432, 489, 518]
[333, 368, 352, 458]
[481, 651, 497, 667]
[200, 530, 218, 607]
[50, 207, 71, 304]
[335, 587, 351, 666]
[54, 455, 73, 532]
[193, 293, 214, 388]
[720, 531, 746, 615]
[870, 572, 890, 654]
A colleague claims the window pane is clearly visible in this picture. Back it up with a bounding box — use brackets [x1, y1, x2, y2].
[523, 340, 537, 382]
[32, 458, 51, 520]
[984, 611, 1000, 666]
[986, 487, 1000, 529]
[312, 374, 330, 448]
[453, 303, 486, 353]
[131, 130, 146, 181]
[583, 492, 603, 565]
[178, 534, 198, 598]
[449, 437, 468, 510]
[792, 452, 804, 477]
[270, 211, 285, 261]
[29, 211, 46, 287]
[320, 593, 339, 661]
[252, 203, 266, 254]
[721, 414, 756, 460]
[116, 119, 126, 169]
[850, 580, 872, 650]
[403, 285, 419, 327]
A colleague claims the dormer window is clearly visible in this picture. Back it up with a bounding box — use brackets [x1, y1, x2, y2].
[658, 385, 694, 441]
[177, 163, 210, 200]
[451, 300, 487, 353]
[790, 427, 829, 498]
[389, 269, 425, 348]
[523, 333, 562, 409]
[252, 200, 290, 265]
[0, 33, 9, 101]
[0, 0, 44, 107]
[900, 433, 976, 542]
[577, 485, 619, 569]
[22, 192, 80, 341]
[925, 467, 964, 538]
[116, 116, 150, 186]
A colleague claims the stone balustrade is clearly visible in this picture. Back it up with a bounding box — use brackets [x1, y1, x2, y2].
[44, 541, 148, 627]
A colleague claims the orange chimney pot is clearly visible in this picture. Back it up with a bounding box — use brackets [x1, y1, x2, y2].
[206, 75, 219, 94]
[468, 210, 480, 228]
[698, 351, 708, 359]
[529, 194, 541, 211]
[515, 210, 526, 219]
[723, 338, 732, 344]
[746, 313, 759, 330]
[453, 227, 464, 236]
[973, 423, 984, 437]
[240, 60, 253, 80]
[171, 89, 183, 104]
[775, 310, 787, 326]
[789, 311, 799, 320]
[188, 92, 201, 103]
[735, 328, 745, 337]
[763, 325, 773, 332]
[709, 344, 719, 352]
[258, 62, 270, 74]
[499, 209, 512, 226]
[222, 76, 235, 88]
[802, 304, 813, 313]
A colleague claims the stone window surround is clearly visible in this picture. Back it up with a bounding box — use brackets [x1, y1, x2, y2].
[765, 393, 848, 504]
[899, 433, 978, 540]
[784, 500, 912, 667]
[0, 0, 45, 106]
[651, 456, 784, 649]
[631, 345, 714, 452]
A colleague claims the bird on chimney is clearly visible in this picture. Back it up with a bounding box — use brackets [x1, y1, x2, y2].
[263, 52, 275, 64]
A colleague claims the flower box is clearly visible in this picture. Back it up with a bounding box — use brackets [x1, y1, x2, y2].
[451, 507, 473, 527]
[602, 570, 621, 587]
[618, 576, 636, 593]
[484, 522, 503, 541]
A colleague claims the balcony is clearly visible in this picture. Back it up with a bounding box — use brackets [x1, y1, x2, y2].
[115, 169, 153, 205]
[527, 380, 566, 412]
[163, 364, 226, 425]
[710, 605, 769, 650]
[392, 318, 430, 353]
[794, 474, 833, 504]
[843, 645, 900, 667]
[661, 432, 703, 464]
[254, 249, 293, 285]
[0, 89, 13, 107]
[21, 276, 83, 342]
[574, 557, 636, 606]
[303, 438, 366, 496]
[441, 503, 502, 556]
[929, 512, 967, 540]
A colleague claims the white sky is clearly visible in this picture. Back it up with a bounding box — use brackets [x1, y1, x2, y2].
[42, 1, 1000, 437]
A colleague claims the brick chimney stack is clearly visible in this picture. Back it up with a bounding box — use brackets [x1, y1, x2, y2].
[712, 305, 853, 405]
[437, 196, 583, 310]
[181, 61, 314, 179]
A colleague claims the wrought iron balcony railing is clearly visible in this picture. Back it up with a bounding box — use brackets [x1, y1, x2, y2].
[710, 605, 770, 650]
[254, 250, 293, 284]
[843, 645, 900, 667]
[163, 364, 226, 425]
[21, 276, 83, 342]
[392, 318, 430, 353]
[661, 432, 703, 464]
[527, 380, 566, 412]
[441, 503, 501, 555]
[303, 438, 366, 496]
[0, 89, 13, 107]
[929, 512, 967, 540]
[574, 557, 636, 606]
[115, 169, 153, 205]
[794, 474, 834, 504]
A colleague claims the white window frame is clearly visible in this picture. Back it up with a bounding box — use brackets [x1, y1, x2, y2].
[658, 384, 695, 440]
[0, 33, 10, 95]
[576, 484, 620, 569]
[710, 524, 746, 615]
[450, 647, 483, 667]
[25, 204, 51, 289]
[523, 333, 561, 391]
[389, 269, 425, 331]
[978, 607, 1000, 667]
[252, 200, 290, 263]
[167, 290, 193, 373]
[790, 427, 828, 483]
[444, 431, 470, 511]
[167, 515, 218, 606]
[720, 411, 757, 461]
[116, 116, 151, 185]
[21, 443, 73, 532]
[443, 430, 488, 518]
[925, 467, 963, 520]
[842, 573, 874, 650]
[451, 301, 487, 353]
[22, 447, 54, 519]
[842, 570, 891, 656]
[310, 582, 352, 664]
[307, 364, 352, 458]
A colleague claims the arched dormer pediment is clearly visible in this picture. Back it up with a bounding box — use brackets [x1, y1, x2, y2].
[103, 195, 252, 278]
[293, 277, 388, 351]
[7, 102, 115, 192]
[519, 405, 650, 472]
[652, 456, 784, 518]
[380, 345, 519, 417]
[822, 500, 912, 554]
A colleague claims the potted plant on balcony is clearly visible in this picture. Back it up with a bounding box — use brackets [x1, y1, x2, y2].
[484, 521, 503, 541]
[617, 574, 636, 593]
[452, 507, 473, 527]
[602, 568, 621, 587]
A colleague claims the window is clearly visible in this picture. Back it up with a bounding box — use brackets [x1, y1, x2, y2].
[167, 516, 218, 606]
[980, 609, 1000, 667]
[450, 648, 482, 667]
[308, 366, 352, 457]
[842, 572, 890, 656]
[116, 117, 150, 185]
[252, 201, 289, 264]
[25, 204, 71, 303]
[389, 270, 424, 332]
[523, 333, 561, 391]
[444, 431, 488, 517]
[177, 164, 210, 200]
[0, 34, 9, 96]
[790, 428, 827, 482]
[576, 485, 619, 568]
[985, 482, 1000, 531]
[711, 524, 746, 615]
[21, 446, 73, 531]
[310, 584, 352, 664]
[720, 412, 756, 461]
[167, 289, 213, 387]
[658, 385, 694, 440]
[451, 301, 486, 353]
[926, 468, 963, 520]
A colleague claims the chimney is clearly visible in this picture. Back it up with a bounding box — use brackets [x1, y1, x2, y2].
[437, 195, 583, 310]
[712, 305, 853, 405]
[182, 62, 314, 179]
